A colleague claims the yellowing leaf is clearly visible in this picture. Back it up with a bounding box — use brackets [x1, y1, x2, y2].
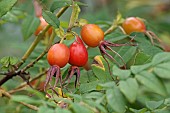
[55, 26, 64, 38]
[79, 18, 88, 26]
[65, 32, 74, 40]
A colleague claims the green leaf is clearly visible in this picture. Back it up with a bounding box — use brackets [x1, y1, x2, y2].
[80, 80, 103, 93]
[131, 63, 152, 74]
[83, 92, 104, 99]
[55, 107, 71, 113]
[91, 64, 108, 81]
[91, 55, 112, 81]
[0, 56, 18, 67]
[9, 56, 18, 65]
[119, 78, 138, 103]
[42, 10, 60, 28]
[0, 56, 9, 67]
[22, 16, 40, 40]
[138, 42, 162, 56]
[97, 81, 115, 89]
[0, 0, 17, 17]
[154, 62, 170, 79]
[105, 32, 128, 42]
[131, 32, 150, 43]
[114, 46, 137, 66]
[84, 100, 107, 113]
[70, 103, 93, 113]
[129, 108, 148, 113]
[11, 95, 42, 105]
[38, 106, 54, 113]
[50, 1, 69, 12]
[136, 71, 167, 96]
[26, 88, 45, 99]
[112, 65, 131, 80]
[133, 52, 152, 65]
[146, 100, 164, 110]
[164, 98, 170, 105]
[154, 109, 170, 113]
[152, 52, 170, 65]
[1, 8, 25, 23]
[106, 86, 126, 113]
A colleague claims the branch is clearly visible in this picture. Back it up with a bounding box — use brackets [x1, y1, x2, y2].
[8, 70, 47, 94]
[0, 71, 21, 86]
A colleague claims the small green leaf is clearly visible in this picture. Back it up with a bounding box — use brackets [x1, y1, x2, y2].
[112, 65, 131, 80]
[92, 55, 112, 81]
[119, 78, 138, 103]
[1, 7, 25, 23]
[83, 92, 103, 99]
[91, 64, 108, 81]
[133, 52, 152, 65]
[138, 42, 162, 56]
[105, 32, 127, 42]
[84, 100, 107, 113]
[0, 56, 18, 67]
[164, 98, 170, 106]
[26, 88, 45, 99]
[50, 1, 69, 12]
[0, 0, 17, 17]
[146, 100, 164, 110]
[136, 71, 167, 96]
[0, 56, 10, 67]
[70, 103, 93, 113]
[11, 95, 42, 105]
[80, 80, 103, 93]
[114, 46, 137, 66]
[97, 81, 115, 89]
[106, 86, 126, 113]
[38, 106, 54, 113]
[9, 56, 18, 65]
[131, 63, 152, 74]
[42, 10, 60, 28]
[129, 108, 148, 113]
[152, 52, 170, 65]
[154, 62, 170, 79]
[22, 16, 40, 40]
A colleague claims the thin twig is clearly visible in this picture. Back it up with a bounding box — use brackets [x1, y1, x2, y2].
[8, 70, 47, 94]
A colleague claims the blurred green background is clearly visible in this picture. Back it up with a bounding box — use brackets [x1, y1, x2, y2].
[0, 0, 170, 57]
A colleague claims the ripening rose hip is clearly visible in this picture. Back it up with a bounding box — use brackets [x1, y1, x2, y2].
[69, 36, 88, 66]
[80, 23, 136, 75]
[81, 24, 104, 47]
[47, 43, 70, 68]
[122, 17, 146, 34]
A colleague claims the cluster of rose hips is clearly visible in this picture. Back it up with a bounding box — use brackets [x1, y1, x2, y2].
[34, 16, 161, 95]
[45, 35, 88, 93]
